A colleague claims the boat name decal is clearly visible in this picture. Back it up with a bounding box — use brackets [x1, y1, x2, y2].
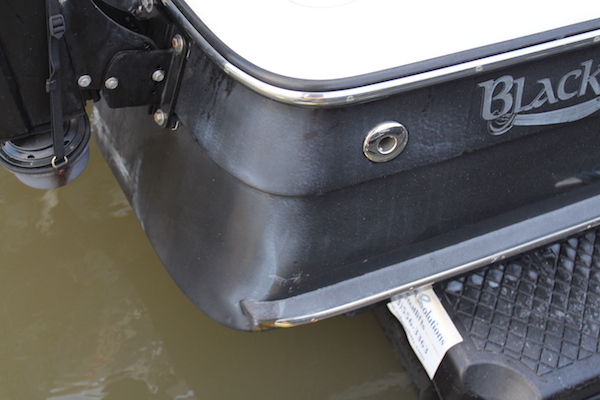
[478, 59, 600, 135]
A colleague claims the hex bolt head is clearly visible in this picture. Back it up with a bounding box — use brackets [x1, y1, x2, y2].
[77, 75, 92, 88]
[172, 34, 184, 53]
[154, 109, 167, 127]
[152, 69, 165, 82]
[140, 0, 153, 13]
[104, 77, 119, 90]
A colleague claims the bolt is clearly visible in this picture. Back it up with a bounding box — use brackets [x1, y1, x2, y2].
[104, 77, 119, 90]
[141, 0, 153, 12]
[172, 34, 184, 53]
[154, 109, 167, 126]
[77, 75, 92, 88]
[152, 69, 165, 82]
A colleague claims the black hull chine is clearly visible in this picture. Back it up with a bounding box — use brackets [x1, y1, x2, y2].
[92, 96, 600, 330]
[93, 18, 600, 330]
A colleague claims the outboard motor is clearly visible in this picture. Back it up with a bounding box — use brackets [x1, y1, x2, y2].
[0, 0, 90, 189]
[0, 0, 183, 188]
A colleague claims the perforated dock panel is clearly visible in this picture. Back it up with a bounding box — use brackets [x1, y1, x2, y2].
[377, 227, 600, 400]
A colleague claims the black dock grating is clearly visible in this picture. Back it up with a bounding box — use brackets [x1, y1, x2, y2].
[438, 228, 600, 376]
[376, 226, 600, 400]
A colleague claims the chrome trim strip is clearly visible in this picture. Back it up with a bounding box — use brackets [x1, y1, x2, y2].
[241, 194, 600, 328]
[166, 2, 600, 107]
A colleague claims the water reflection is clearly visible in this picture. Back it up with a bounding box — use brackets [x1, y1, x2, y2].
[0, 137, 416, 400]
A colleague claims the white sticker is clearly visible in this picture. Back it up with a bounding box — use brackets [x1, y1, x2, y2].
[387, 285, 463, 379]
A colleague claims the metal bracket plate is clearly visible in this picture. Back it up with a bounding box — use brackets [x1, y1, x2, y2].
[102, 49, 172, 108]
[59, 0, 187, 125]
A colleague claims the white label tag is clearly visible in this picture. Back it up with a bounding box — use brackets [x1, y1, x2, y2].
[387, 285, 463, 379]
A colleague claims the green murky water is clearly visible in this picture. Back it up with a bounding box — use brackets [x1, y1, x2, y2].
[0, 135, 418, 399]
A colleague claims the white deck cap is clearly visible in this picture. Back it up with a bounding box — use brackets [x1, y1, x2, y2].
[184, 0, 599, 80]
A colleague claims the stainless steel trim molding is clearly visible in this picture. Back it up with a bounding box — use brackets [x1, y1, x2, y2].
[165, 1, 600, 107]
[241, 194, 600, 329]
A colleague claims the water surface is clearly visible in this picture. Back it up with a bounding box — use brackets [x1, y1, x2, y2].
[0, 137, 417, 400]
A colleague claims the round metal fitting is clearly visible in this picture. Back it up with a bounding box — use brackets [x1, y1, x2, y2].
[363, 121, 408, 162]
[104, 77, 119, 90]
[172, 34, 184, 53]
[51, 155, 68, 169]
[77, 75, 92, 88]
[154, 109, 167, 126]
[152, 69, 165, 82]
